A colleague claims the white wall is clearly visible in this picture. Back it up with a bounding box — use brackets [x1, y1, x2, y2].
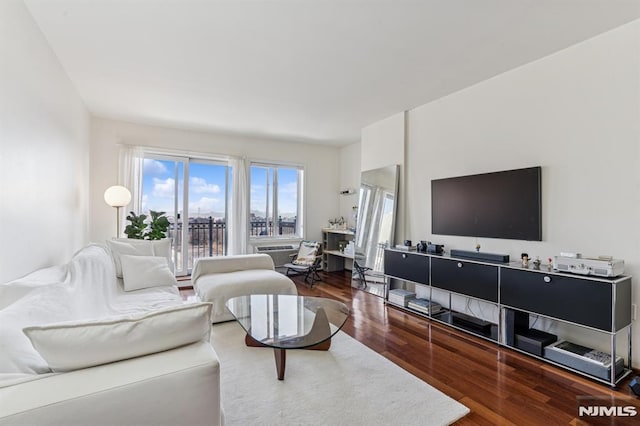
[395, 20, 640, 362]
[89, 117, 341, 249]
[361, 111, 406, 242]
[361, 112, 405, 172]
[339, 142, 361, 228]
[405, 19, 639, 270]
[0, 0, 90, 282]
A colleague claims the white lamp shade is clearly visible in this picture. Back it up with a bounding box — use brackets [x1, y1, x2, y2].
[104, 185, 132, 207]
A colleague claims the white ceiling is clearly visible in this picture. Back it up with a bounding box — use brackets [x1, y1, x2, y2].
[24, 0, 640, 146]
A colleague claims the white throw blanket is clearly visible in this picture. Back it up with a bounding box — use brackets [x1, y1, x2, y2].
[66, 244, 180, 318]
[0, 244, 182, 379]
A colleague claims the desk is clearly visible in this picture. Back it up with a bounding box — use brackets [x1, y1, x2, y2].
[322, 228, 354, 272]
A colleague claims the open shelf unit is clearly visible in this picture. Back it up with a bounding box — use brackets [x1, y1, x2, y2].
[383, 248, 633, 387]
[321, 228, 354, 272]
[431, 310, 500, 342]
[501, 306, 631, 384]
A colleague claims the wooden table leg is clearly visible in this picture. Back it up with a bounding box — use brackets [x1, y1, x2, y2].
[301, 307, 332, 350]
[245, 333, 262, 347]
[274, 348, 286, 380]
[243, 307, 333, 380]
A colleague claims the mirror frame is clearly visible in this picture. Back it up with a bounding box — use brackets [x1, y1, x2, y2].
[351, 164, 399, 295]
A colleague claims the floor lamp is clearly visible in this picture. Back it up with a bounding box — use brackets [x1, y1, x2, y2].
[104, 185, 132, 238]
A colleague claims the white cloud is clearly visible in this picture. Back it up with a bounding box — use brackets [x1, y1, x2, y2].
[189, 196, 224, 215]
[142, 193, 174, 214]
[152, 178, 175, 198]
[143, 159, 168, 175]
[189, 177, 221, 194]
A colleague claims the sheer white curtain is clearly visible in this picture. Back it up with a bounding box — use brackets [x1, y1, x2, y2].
[118, 145, 144, 236]
[228, 157, 249, 255]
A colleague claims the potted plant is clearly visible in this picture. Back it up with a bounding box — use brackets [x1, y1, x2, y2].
[124, 212, 147, 239]
[145, 210, 170, 240]
[124, 210, 170, 240]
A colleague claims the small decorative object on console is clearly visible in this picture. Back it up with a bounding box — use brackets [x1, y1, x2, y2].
[532, 257, 541, 269]
[415, 241, 443, 254]
[560, 252, 582, 258]
[427, 242, 444, 254]
[521, 253, 529, 267]
[553, 255, 624, 277]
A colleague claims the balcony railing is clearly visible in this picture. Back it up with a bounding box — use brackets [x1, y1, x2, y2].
[249, 219, 297, 237]
[168, 217, 297, 269]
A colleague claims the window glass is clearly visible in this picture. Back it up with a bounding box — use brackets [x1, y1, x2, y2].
[250, 164, 302, 238]
[142, 155, 229, 274]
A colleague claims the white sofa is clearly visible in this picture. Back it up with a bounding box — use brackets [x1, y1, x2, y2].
[0, 243, 223, 426]
[192, 254, 298, 323]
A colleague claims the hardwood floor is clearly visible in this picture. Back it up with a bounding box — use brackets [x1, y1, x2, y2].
[183, 270, 640, 425]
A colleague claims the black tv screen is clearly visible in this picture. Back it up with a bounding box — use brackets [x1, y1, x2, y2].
[431, 166, 542, 241]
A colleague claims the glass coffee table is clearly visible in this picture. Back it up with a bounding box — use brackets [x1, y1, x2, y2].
[225, 294, 350, 380]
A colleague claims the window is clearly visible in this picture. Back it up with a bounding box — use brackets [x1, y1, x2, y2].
[250, 163, 303, 238]
[142, 154, 230, 274]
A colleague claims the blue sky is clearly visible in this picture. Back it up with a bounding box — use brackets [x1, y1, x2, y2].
[142, 159, 298, 220]
[142, 159, 226, 218]
[250, 166, 298, 219]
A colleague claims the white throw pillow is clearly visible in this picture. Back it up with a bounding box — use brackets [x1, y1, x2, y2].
[23, 303, 212, 373]
[117, 238, 174, 270]
[107, 238, 175, 278]
[121, 255, 178, 291]
[106, 239, 154, 278]
[293, 241, 320, 266]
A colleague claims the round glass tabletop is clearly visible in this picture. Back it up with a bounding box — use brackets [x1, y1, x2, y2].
[225, 294, 350, 350]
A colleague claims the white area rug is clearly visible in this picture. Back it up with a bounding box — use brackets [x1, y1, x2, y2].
[211, 322, 469, 425]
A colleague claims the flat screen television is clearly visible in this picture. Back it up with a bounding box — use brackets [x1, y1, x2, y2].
[431, 166, 542, 241]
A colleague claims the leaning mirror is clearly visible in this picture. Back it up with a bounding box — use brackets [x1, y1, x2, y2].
[351, 165, 399, 297]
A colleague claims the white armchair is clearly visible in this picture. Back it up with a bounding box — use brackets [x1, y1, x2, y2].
[192, 254, 298, 323]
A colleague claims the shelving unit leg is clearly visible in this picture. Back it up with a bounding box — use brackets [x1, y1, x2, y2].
[629, 325, 633, 372]
[610, 333, 616, 387]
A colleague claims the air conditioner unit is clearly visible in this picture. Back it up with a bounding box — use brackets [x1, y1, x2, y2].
[254, 244, 298, 267]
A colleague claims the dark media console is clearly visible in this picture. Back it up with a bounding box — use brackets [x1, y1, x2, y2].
[383, 248, 633, 387]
